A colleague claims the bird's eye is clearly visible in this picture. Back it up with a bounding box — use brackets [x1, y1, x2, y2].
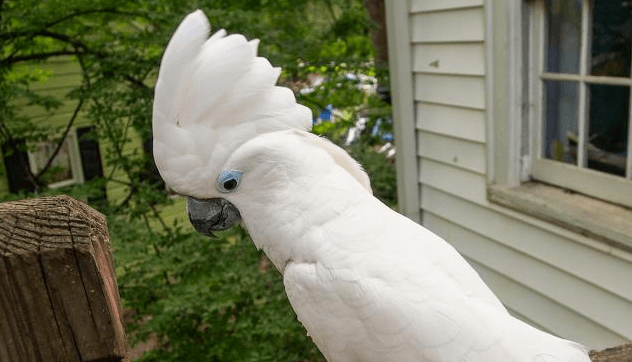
[216, 170, 242, 193]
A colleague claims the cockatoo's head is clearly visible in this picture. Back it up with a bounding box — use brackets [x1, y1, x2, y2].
[184, 130, 338, 238]
[152, 10, 313, 236]
[153, 10, 371, 240]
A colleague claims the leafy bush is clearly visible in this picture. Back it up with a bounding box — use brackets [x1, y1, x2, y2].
[113, 221, 324, 361]
[347, 141, 397, 208]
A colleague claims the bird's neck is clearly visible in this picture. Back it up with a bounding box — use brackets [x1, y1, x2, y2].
[240, 166, 372, 273]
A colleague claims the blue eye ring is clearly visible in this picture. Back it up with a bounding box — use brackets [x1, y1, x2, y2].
[216, 170, 242, 193]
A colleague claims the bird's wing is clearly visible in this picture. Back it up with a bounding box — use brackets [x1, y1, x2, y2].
[284, 260, 508, 362]
[152, 10, 311, 197]
[283, 196, 589, 362]
[281, 196, 502, 362]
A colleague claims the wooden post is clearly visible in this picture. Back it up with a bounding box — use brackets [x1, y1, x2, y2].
[0, 195, 126, 362]
[591, 344, 632, 362]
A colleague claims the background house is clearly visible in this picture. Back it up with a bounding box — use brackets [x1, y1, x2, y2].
[1, 54, 165, 196]
[2, 58, 106, 197]
[385, 0, 632, 349]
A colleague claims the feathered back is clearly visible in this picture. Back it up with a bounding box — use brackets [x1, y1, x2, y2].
[152, 10, 313, 197]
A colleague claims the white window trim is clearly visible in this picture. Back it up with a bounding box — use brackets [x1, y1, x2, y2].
[28, 128, 85, 188]
[385, 0, 421, 224]
[487, 0, 632, 251]
[489, 182, 632, 252]
[529, 0, 632, 208]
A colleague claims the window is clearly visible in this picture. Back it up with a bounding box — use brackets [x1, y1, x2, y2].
[28, 129, 84, 188]
[530, 0, 632, 208]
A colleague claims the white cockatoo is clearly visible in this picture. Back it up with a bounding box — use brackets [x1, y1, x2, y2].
[153, 10, 591, 362]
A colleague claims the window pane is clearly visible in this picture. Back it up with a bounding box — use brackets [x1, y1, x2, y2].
[543, 80, 579, 164]
[587, 84, 629, 176]
[546, 0, 582, 74]
[32, 140, 75, 185]
[590, 1, 631, 77]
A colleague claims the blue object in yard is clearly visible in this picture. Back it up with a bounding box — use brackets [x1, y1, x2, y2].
[371, 118, 395, 142]
[371, 119, 382, 136]
[319, 104, 334, 122]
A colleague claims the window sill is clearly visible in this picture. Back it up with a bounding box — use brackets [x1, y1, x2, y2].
[488, 182, 632, 253]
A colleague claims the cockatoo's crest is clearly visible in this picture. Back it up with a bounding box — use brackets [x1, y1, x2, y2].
[153, 10, 320, 197]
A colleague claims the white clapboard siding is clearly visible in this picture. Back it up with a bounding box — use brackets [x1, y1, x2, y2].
[423, 212, 630, 348]
[432, 214, 626, 349]
[414, 74, 486, 109]
[411, 7, 485, 43]
[419, 159, 487, 204]
[473, 264, 629, 349]
[417, 131, 486, 174]
[413, 43, 485, 75]
[421, 185, 632, 304]
[416, 102, 486, 142]
[410, 0, 483, 13]
[420, 186, 632, 341]
[456, 222, 632, 340]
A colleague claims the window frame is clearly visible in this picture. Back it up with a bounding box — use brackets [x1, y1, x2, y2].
[487, 0, 632, 251]
[27, 128, 85, 189]
[528, 0, 632, 208]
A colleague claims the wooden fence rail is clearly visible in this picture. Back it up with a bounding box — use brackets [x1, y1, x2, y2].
[0, 195, 126, 362]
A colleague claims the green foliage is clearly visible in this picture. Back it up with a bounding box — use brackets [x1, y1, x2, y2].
[114, 223, 323, 361]
[1, 0, 395, 360]
[347, 141, 397, 208]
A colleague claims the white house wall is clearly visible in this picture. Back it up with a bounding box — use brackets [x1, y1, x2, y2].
[388, 0, 632, 349]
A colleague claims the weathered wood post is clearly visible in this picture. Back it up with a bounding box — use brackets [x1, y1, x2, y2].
[590, 344, 632, 362]
[0, 195, 126, 361]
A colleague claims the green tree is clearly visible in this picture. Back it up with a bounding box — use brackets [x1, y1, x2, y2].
[0, 0, 393, 360]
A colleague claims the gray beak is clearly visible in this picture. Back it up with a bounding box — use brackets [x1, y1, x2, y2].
[187, 197, 241, 237]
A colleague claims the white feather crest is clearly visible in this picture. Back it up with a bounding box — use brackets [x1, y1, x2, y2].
[152, 10, 312, 197]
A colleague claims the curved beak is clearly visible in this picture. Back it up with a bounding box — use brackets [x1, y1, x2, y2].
[187, 197, 241, 237]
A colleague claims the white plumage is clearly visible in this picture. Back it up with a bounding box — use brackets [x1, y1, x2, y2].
[153, 10, 312, 198]
[153, 10, 592, 362]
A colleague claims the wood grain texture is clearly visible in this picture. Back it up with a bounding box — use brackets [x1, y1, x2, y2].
[590, 343, 632, 362]
[488, 183, 632, 253]
[0, 195, 126, 362]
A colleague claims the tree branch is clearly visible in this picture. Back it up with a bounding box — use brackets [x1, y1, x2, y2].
[0, 29, 96, 67]
[37, 30, 92, 51]
[124, 74, 151, 91]
[42, 8, 143, 30]
[0, 50, 80, 65]
[0, 120, 13, 144]
[34, 97, 84, 179]
[0, 8, 143, 41]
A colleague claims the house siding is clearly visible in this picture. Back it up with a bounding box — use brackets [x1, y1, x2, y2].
[387, 0, 632, 349]
[2, 56, 190, 229]
[4, 57, 133, 203]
